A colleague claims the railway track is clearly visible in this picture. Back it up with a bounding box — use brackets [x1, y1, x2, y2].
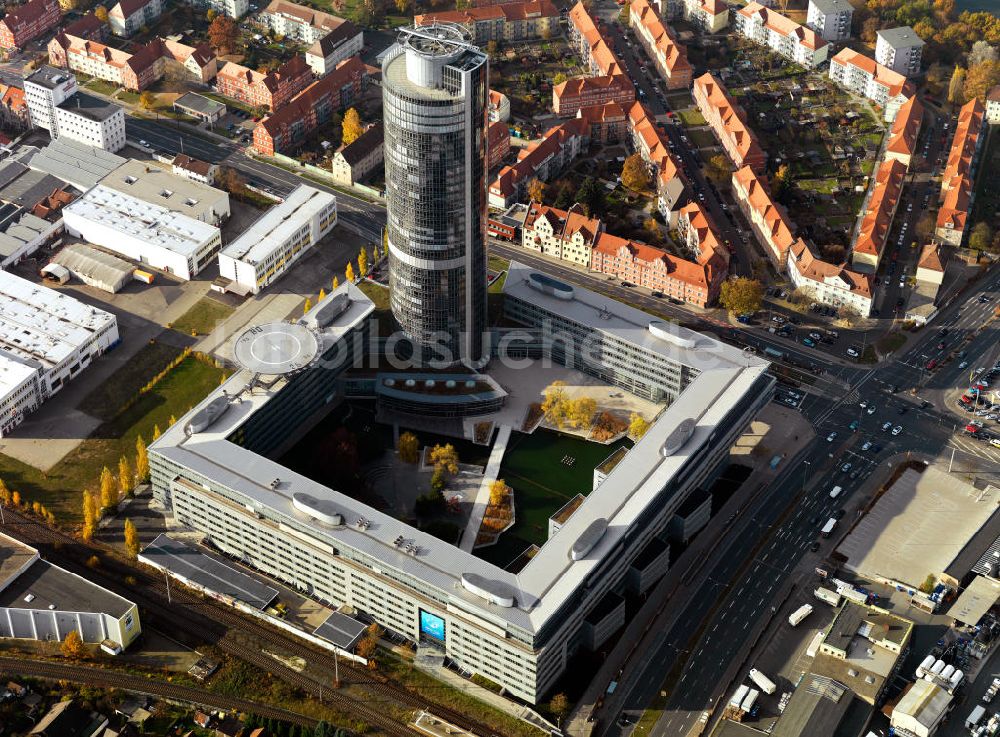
[0, 656, 318, 727]
[1, 511, 503, 737]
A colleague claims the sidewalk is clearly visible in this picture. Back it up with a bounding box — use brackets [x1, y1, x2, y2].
[565, 406, 814, 737]
[460, 424, 512, 553]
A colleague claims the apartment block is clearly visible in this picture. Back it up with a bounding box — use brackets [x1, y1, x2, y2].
[253, 55, 367, 156]
[330, 122, 383, 185]
[217, 56, 312, 112]
[630, 0, 692, 90]
[732, 165, 801, 270]
[218, 185, 336, 295]
[884, 95, 923, 169]
[693, 73, 766, 172]
[304, 19, 363, 77]
[415, 0, 559, 45]
[555, 1, 634, 116]
[936, 98, 985, 246]
[109, 0, 164, 37]
[521, 201, 603, 266]
[829, 48, 912, 123]
[986, 85, 1000, 125]
[590, 231, 725, 307]
[875, 26, 923, 77]
[627, 100, 687, 221]
[190, 0, 248, 17]
[0, 0, 60, 51]
[852, 158, 906, 271]
[806, 0, 852, 41]
[0, 83, 27, 132]
[787, 241, 873, 317]
[676, 0, 728, 32]
[676, 201, 729, 269]
[260, 0, 356, 43]
[48, 34, 217, 91]
[489, 118, 588, 208]
[733, 2, 828, 69]
[487, 120, 511, 171]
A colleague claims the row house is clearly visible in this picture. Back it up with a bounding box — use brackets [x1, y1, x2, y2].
[48, 34, 216, 90]
[260, 0, 353, 43]
[828, 48, 913, 123]
[590, 231, 724, 308]
[630, 0, 692, 90]
[521, 201, 604, 266]
[487, 120, 511, 171]
[109, 0, 164, 37]
[253, 55, 367, 156]
[851, 157, 906, 271]
[217, 56, 312, 112]
[884, 95, 923, 169]
[626, 101, 687, 222]
[692, 73, 766, 173]
[489, 118, 588, 209]
[733, 2, 828, 69]
[555, 1, 634, 116]
[415, 0, 559, 45]
[0, 0, 60, 51]
[787, 240, 873, 317]
[676, 201, 729, 271]
[731, 165, 801, 271]
[936, 98, 985, 247]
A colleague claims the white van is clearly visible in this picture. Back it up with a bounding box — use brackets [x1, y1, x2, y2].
[829, 486, 842, 499]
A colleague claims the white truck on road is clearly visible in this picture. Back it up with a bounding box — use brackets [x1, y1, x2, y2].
[749, 668, 777, 695]
[788, 604, 813, 627]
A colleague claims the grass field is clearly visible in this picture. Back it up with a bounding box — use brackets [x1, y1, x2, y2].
[688, 128, 718, 150]
[676, 108, 707, 127]
[171, 297, 235, 337]
[476, 430, 631, 567]
[0, 343, 227, 522]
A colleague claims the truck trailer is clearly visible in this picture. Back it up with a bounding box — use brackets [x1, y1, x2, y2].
[788, 604, 813, 627]
[749, 668, 777, 695]
[815, 587, 842, 606]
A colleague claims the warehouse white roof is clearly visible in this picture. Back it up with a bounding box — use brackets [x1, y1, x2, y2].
[221, 185, 335, 265]
[0, 270, 116, 370]
[64, 185, 219, 258]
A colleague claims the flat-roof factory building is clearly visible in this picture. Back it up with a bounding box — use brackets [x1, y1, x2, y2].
[0, 532, 140, 649]
[218, 185, 336, 295]
[148, 266, 773, 702]
[0, 270, 118, 435]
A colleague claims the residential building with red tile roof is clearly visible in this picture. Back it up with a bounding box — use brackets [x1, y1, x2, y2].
[787, 239, 873, 317]
[851, 157, 906, 270]
[828, 48, 913, 123]
[489, 118, 589, 209]
[0, 0, 60, 51]
[884, 95, 923, 169]
[488, 120, 511, 171]
[521, 201, 604, 266]
[987, 85, 1000, 126]
[677, 201, 729, 270]
[731, 165, 800, 270]
[48, 34, 217, 90]
[217, 56, 312, 112]
[0, 83, 28, 132]
[261, 0, 353, 43]
[733, 2, 828, 69]
[555, 1, 634, 116]
[252, 55, 367, 157]
[575, 101, 627, 143]
[915, 243, 945, 286]
[677, 0, 728, 32]
[304, 18, 363, 77]
[489, 89, 510, 123]
[63, 11, 106, 41]
[109, 0, 164, 37]
[630, 0, 692, 90]
[415, 0, 559, 44]
[590, 231, 724, 307]
[936, 98, 985, 246]
[693, 73, 766, 173]
[626, 101, 687, 222]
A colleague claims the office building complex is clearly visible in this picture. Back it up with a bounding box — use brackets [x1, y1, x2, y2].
[25, 67, 126, 152]
[0, 271, 118, 436]
[218, 185, 336, 295]
[734, 2, 828, 69]
[148, 267, 772, 703]
[875, 26, 923, 77]
[806, 0, 852, 41]
[383, 26, 488, 366]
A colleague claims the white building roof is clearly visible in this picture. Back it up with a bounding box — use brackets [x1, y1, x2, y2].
[63, 185, 219, 258]
[0, 270, 116, 371]
[892, 679, 950, 732]
[221, 185, 335, 265]
[100, 159, 229, 223]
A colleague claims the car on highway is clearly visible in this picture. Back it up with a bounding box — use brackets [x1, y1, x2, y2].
[803, 338, 816, 347]
[892, 425, 903, 436]
[826, 431, 838, 442]
[882, 422, 892, 432]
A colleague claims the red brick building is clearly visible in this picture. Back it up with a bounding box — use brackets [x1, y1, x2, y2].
[253, 56, 367, 156]
[217, 56, 312, 113]
[0, 0, 60, 51]
[590, 231, 723, 307]
[487, 120, 511, 171]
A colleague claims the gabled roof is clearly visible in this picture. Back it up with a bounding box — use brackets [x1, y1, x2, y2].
[678, 201, 728, 266]
[111, 0, 156, 19]
[336, 122, 383, 166]
[306, 19, 361, 58]
[593, 231, 711, 288]
[630, 0, 691, 77]
[62, 12, 104, 39]
[219, 55, 309, 94]
[738, 2, 827, 51]
[694, 73, 765, 165]
[831, 48, 910, 97]
[416, 0, 558, 26]
[732, 166, 797, 257]
[917, 243, 945, 272]
[886, 95, 923, 158]
[936, 98, 984, 234]
[524, 201, 602, 245]
[988, 85, 1000, 103]
[1, 0, 57, 33]
[257, 55, 366, 139]
[854, 158, 906, 258]
[263, 0, 349, 33]
[490, 118, 588, 196]
[789, 239, 872, 299]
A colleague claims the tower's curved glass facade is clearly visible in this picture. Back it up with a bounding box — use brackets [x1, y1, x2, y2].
[383, 26, 488, 367]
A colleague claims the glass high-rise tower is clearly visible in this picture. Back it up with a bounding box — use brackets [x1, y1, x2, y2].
[382, 25, 489, 367]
